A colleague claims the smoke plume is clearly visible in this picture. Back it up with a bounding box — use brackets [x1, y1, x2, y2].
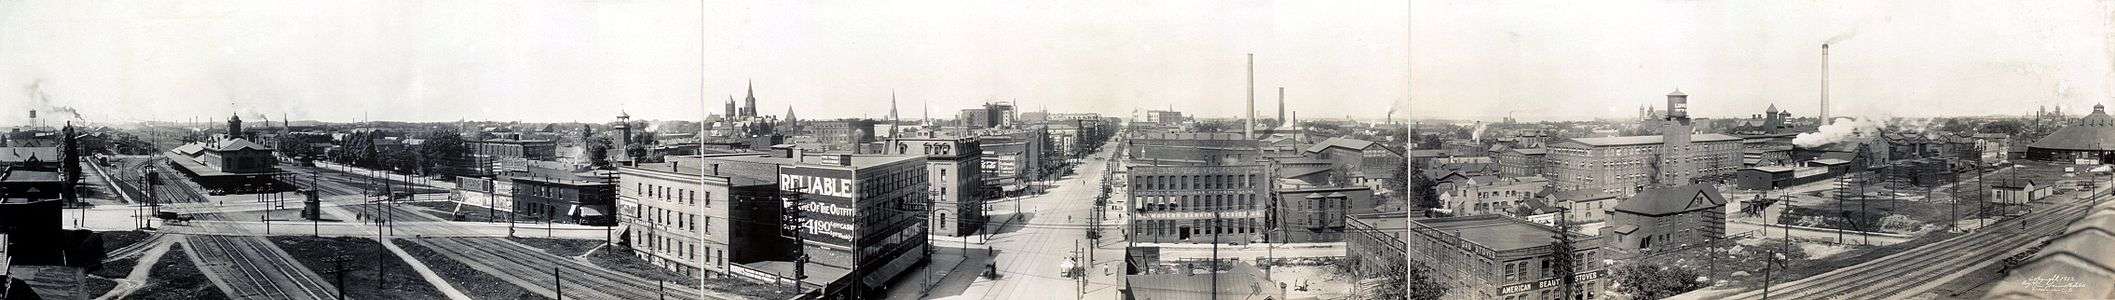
[1793, 118, 1880, 148]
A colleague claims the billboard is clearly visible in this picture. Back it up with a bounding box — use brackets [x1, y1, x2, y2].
[780, 166, 860, 247]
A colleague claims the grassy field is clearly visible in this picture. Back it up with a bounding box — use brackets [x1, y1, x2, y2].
[268, 236, 447, 300]
[391, 238, 552, 300]
[126, 244, 229, 300]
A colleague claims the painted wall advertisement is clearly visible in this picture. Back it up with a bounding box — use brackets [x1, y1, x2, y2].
[780, 167, 860, 247]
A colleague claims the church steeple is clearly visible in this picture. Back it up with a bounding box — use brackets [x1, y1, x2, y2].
[743, 80, 758, 117]
[725, 95, 738, 119]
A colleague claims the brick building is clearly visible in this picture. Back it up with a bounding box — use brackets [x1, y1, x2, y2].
[884, 134, 985, 236]
[1550, 91, 1743, 196]
[1128, 164, 1271, 243]
[1405, 214, 1609, 300]
[1604, 183, 1726, 254]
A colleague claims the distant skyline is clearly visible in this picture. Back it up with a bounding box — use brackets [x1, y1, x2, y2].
[0, 1, 1410, 126]
[1412, 0, 2115, 122]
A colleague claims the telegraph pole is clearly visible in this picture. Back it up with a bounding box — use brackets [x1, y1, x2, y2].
[321, 256, 350, 300]
[783, 183, 810, 294]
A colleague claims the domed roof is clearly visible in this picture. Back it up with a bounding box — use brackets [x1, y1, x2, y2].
[2030, 104, 2115, 151]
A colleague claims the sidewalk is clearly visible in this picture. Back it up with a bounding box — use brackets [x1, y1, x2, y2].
[314, 161, 458, 189]
[884, 246, 990, 300]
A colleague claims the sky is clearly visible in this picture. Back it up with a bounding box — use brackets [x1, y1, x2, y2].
[1411, 0, 2115, 121]
[0, 0, 1410, 125]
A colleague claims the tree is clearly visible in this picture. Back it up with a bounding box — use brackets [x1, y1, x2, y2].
[414, 129, 470, 176]
[1410, 161, 1442, 210]
[1402, 262, 1448, 300]
[1614, 263, 1706, 299]
[584, 136, 613, 169]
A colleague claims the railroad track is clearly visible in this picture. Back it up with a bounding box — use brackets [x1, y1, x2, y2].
[412, 238, 710, 299]
[188, 235, 335, 300]
[1722, 197, 2101, 300]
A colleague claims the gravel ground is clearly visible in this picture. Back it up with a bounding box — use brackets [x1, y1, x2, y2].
[392, 238, 552, 300]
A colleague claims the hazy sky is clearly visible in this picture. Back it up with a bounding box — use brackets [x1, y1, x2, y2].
[1412, 0, 2115, 121]
[0, 1, 1410, 125]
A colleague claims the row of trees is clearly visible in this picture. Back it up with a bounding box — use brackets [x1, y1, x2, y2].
[322, 128, 471, 176]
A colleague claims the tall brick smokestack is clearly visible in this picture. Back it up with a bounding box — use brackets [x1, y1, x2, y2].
[1821, 43, 1830, 125]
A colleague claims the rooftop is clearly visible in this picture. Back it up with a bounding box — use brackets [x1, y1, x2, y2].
[0, 169, 61, 183]
[2031, 104, 2115, 151]
[0, 147, 58, 163]
[1304, 137, 1381, 153]
[1417, 214, 1561, 252]
[704, 151, 921, 170]
[1613, 183, 1726, 216]
[1556, 133, 1743, 148]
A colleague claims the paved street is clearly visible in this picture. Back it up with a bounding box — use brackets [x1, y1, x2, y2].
[906, 138, 1125, 300]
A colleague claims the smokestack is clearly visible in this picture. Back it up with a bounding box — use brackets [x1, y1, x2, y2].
[1277, 87, 1286, 128]
[1246, 53, 1255, 140]
[1821, 43, 1830, 125]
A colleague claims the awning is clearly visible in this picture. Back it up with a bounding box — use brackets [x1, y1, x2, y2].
[1609, 224, 1639, 235]
[578, 206, 609, 217]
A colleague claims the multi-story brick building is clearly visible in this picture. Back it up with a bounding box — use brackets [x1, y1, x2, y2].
[1128, 164, 1271, 243]
[720, 148, 928, 297]
[884, 134, 984, 236]
[1550, 91, 1743, 196]
[1496, 147, 1549, 178]
[1405, 214, 1609, 300]
[1127, 132, 1261, 167]
[1271, 186, 1375, 242]
[1344, 212, 1407, 288]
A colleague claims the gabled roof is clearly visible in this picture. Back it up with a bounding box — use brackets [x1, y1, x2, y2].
[1613, 183, 1727, 216]
[0, 147, 59, 163]
[208, 138, 273, 151]
[1991, 179, 2041, 190]
[1304, 137, 1380, 154]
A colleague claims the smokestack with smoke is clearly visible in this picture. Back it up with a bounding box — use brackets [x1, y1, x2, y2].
[1821, 44, 1830, 124]
[1793, 118, 1879, 148]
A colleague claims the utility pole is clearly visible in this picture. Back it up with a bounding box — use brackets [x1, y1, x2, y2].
[322, 256, 350, 300]
[783, 183, 810, 295]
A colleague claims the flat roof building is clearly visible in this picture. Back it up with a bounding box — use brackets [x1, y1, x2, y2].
[1405, 214, 1609, 300]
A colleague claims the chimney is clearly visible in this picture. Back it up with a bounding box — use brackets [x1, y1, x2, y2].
[1821, 43, 1830, 125]
[1245, 53, 1256, 140]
